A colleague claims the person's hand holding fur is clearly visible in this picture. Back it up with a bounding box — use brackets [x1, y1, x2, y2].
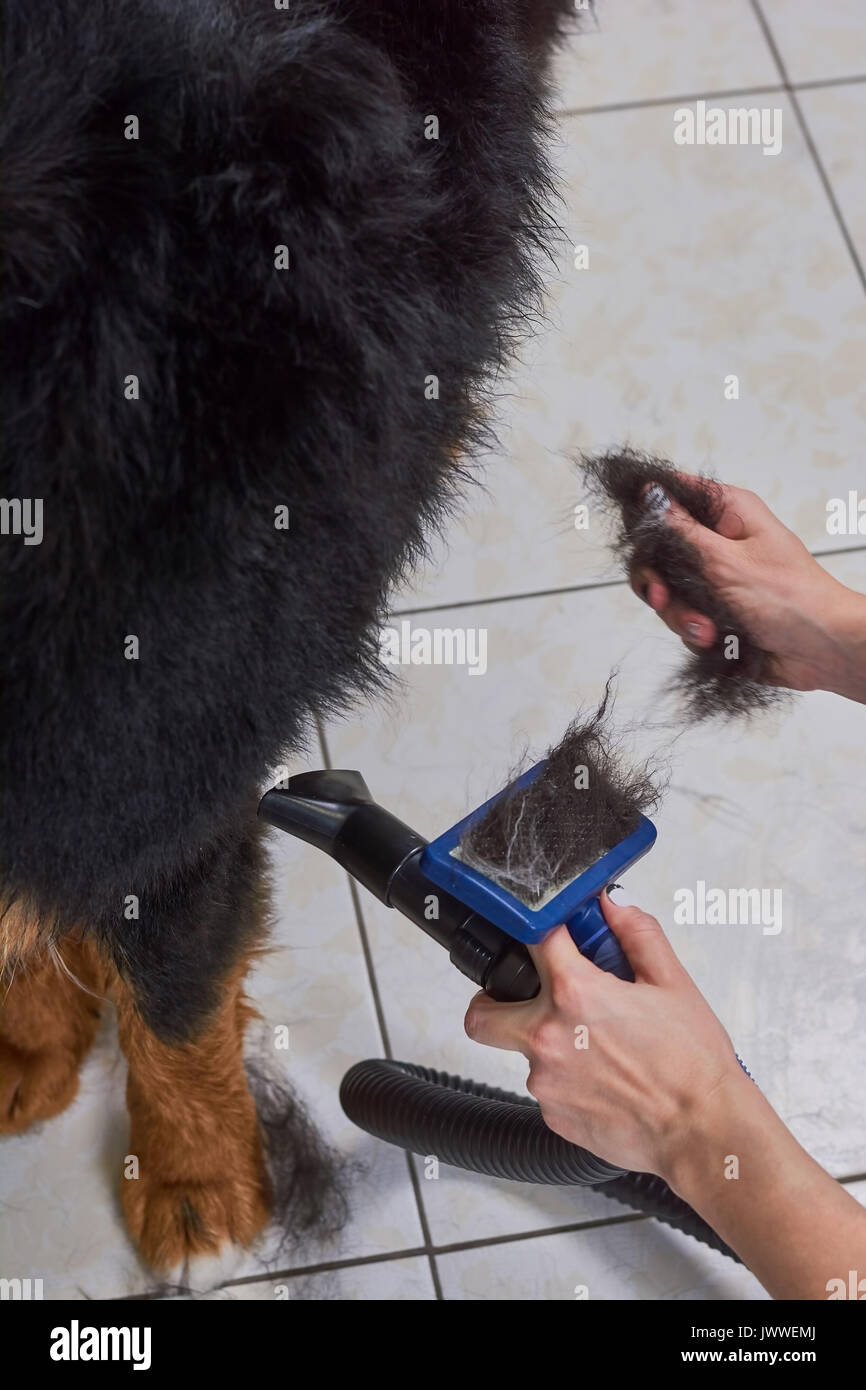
[465, 892, 866, 1300]
[631, 478, 866, 705]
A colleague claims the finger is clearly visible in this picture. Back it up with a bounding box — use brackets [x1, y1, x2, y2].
[675, 611, 717, 648]
[707, 483, 772, 541]
[463, 988, 534, 1054]
[652, 596, 718, 648]
[529, 921, 600, 993]
[642, 485, 729, 561]
[599, 892, 685, 986]
[650, 471, 765, 542]
[644, 476, 770, 547]
[630, 565, 717, 647]
[629, 565, 669, 610]
[653, 492, 728, 550]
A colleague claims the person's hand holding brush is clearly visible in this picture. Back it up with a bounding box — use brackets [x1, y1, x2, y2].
[466, 892, 866, 1300]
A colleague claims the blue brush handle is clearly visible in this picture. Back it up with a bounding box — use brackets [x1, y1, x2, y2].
[565, 897, 634, 982]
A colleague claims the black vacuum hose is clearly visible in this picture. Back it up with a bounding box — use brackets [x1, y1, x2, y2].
[341, 1059, 739, 1263]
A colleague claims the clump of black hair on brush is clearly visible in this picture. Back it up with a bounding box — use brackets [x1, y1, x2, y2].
[459, 681, 663, 907]
[579, 449, 788, 722]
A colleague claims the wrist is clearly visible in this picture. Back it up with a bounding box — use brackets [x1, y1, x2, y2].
[660, 1064, 767, 1200]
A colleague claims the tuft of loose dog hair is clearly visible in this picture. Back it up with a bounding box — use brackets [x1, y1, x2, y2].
[458, 681, 663, 906]
[245, 1056, 353, 1255]
[0, 0, 579, 1033]
[578, 450, 789, 722]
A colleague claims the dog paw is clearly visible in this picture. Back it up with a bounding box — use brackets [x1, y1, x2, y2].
[122, 1168, 270, 1277]
[163, 1241, 251, 1295]
[0, 1037, 83, 1134]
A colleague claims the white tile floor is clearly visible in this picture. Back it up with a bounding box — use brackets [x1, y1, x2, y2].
[2, 0, 865, 1301]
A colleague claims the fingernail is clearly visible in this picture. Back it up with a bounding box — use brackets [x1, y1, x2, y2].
[686, 621, 702, 638]
[645, 483, 670, 515]
[607, 884, 636, 906]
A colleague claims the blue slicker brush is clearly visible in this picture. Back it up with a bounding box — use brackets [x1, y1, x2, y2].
[420, 760, 656, 981]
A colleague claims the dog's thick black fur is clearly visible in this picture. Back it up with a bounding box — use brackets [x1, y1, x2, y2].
[0, 0, 577, 1042]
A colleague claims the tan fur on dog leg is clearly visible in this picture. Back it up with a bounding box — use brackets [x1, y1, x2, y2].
[115, 956, 269, 1275]
[0, 932, 113, 1133]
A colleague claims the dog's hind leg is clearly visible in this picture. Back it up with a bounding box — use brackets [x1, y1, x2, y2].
[114, 952, 270, 1280]
[0, 928, 113, 1133]
[108, 817, 345, 1280]
[102, 817, 272, 1277]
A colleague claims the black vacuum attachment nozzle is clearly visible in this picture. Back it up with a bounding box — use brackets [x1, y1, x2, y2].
[258, 770, 539, 1002]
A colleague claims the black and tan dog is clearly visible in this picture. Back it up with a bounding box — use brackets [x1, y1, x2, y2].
[0, 0, 578, 1276]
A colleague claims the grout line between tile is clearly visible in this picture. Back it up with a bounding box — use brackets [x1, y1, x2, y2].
[559, 83, 786, 119]
[315, 717, 444, 1299]
[398, 1209, 649, 1259]
[217, 1210, 648, 1292]
[751, 0, 866, 295]
[792, 73, 866, 93]
[118, 1160, 865, 1298]
[557, 74, 866, 122]
[389, 544, 866, 619]
[391, 576, 623, 617]
[213, 1167, 866, 1294]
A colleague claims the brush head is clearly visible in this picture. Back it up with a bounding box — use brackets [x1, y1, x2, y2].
[420, 760, 656, 948]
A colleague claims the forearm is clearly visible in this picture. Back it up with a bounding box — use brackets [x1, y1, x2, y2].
[664, 1070, 866, 1299]
[819, 582, 866, 705]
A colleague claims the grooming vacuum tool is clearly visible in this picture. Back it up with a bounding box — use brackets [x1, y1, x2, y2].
[258, 766, 739, 1262]
[259, 762, 655, 998]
